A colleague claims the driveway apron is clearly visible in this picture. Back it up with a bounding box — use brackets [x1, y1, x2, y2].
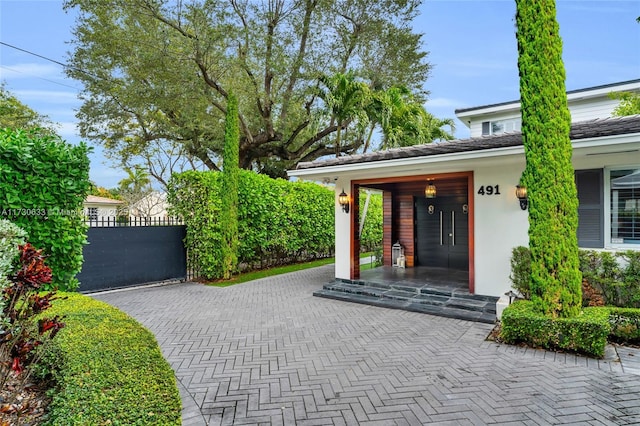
[93, 265, 640, 425]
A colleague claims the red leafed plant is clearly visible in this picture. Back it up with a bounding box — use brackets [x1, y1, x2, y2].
[0, 243, 65, 422]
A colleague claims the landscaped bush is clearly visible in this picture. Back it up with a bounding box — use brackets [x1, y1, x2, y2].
[0, 129, 91, 291]
[0, 241, 65, 424]
[607, 307, 640, 345]
[39, 293, 181, 425]
[510, 246, 640, 308]
[0, 219, 26, 289]
[168, 170, 334, 279]
[500, 300, 610, 358]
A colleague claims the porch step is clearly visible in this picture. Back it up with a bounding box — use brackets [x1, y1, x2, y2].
[314, 280, 498, 324]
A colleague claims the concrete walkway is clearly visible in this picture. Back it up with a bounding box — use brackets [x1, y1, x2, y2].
[93, 266, 640, 425]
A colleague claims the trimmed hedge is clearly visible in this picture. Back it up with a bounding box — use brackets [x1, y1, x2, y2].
[500, 300, 610, 358]
[169, 170, 335, 279]
[608, 307, 640, 344]
[40, 293, 181, 425]
[0, 129, 91, 291]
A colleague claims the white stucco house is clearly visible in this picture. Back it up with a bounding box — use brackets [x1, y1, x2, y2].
[288, 79, 640, 308]
[83, 195, 125, 225]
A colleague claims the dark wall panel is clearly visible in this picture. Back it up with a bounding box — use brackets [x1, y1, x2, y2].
[77, 226, 186, 292]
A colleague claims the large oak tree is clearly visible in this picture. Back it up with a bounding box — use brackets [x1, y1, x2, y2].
[64, 0, 434, 181]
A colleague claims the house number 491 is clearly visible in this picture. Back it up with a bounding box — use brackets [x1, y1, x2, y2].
[477, 185, 500, 195]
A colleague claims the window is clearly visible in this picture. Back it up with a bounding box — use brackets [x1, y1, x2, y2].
[481, 118, 521, 136]
[610, 169, 640, 245]
[87, 207, 98, 221]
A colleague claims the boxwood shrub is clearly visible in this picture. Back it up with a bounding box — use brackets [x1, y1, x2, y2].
[608, 307, 640, 345]
[39, 293, 181, 425]
[500, 300, 610, 358]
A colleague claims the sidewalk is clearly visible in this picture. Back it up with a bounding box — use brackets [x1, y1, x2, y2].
[93, 265, 640, 425]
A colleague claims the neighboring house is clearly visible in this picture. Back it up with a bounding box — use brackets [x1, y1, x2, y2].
[83, 195, 125, 224]
[288, 79, 640, 302]
[129, 191, 169, 219]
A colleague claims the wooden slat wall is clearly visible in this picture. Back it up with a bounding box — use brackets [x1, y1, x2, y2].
[383, 190, 393, 267]
[393, 179, 468, 197]
[394, 194, 415, 267]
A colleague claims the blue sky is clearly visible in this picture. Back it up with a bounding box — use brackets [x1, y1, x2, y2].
[1, 0, 639, 188]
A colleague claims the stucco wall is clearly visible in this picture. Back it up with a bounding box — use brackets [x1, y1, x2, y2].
[472, 163, 528, 297]
[335, 178, 351, 280]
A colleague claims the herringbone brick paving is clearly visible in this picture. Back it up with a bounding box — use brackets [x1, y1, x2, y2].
[93, 265, 640, 425]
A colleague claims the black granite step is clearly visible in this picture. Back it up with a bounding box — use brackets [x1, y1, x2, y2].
[314, 280, 498, 324]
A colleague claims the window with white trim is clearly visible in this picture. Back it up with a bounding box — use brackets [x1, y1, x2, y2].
[610, 169, 640, 245]
[481, 118, 521, 136]
[87, 207, 98, 221]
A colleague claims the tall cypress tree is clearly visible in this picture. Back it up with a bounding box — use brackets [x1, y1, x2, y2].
[220, 93, 240, 279]
[515, 0, 581, 318]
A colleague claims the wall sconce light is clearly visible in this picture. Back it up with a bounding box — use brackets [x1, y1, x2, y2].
[515, 185, 528, 210]
[425, 180, 437, 199]
[338, 189, 350, 213]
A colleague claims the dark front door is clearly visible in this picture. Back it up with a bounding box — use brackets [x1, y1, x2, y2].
[415, 196, 469, 270]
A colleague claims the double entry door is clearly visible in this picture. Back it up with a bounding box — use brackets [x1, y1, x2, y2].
[414, 196, 469, 270]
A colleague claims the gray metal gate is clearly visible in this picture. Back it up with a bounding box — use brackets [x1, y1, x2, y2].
[77, 219, 186, 292]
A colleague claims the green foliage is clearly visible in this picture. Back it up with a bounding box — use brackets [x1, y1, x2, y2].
[0, 219, 27, 289]
[511, 247, 640, 308]
[607, 307, 640, 344]
[0, 243, 64, 423]
[220, 93, 240, 279]
[0, 129, 91, 291]
[359, 192, 383, 252]
[580, 250, 640, 307]
[509, 246, 532, 300]
[609, 91, 640, 116]
[168, 170, 334, 280]
[0, 84, 57, 135]
[40, 293, 181, 425]
[64, 0, 432, 179]
[500, 300, 610, 358]
[516, 0, 581, 318]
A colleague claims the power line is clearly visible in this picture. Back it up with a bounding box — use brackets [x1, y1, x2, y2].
[0, 41, 69, 69]
[0, 65, 81, 90]
[0, 41, 98, 81]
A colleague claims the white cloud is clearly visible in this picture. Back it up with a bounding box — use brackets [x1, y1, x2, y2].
[56, 121, 80, 139]
[13, 89, 79, 104]
[0, 63, 62, 80]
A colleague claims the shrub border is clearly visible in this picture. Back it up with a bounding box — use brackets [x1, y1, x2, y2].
[40, 293, 181, 425]
[500, 300, 610, 358]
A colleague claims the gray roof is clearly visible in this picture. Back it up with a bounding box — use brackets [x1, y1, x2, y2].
[295, 115, 640, 170]
[454, 79, 640, 115]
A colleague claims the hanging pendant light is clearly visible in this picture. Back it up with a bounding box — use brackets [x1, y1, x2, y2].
[425, 180, 437, 198]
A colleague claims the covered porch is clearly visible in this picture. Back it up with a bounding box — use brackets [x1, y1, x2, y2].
[348, 171, 475, 293]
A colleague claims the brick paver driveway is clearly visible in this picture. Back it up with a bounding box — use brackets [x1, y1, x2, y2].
[93, 265, 640, 425]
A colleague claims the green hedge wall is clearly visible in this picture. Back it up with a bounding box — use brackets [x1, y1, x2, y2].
[168, 170, 336, 279]
[0, 129, 91, 291]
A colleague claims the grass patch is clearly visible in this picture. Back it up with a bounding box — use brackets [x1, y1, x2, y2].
[207, 257, 335, 286]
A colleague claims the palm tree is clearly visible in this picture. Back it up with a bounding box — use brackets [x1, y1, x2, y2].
[118, 165, 151, 193]
[318, 71, 371, 156]
[378, 87, 455, 149]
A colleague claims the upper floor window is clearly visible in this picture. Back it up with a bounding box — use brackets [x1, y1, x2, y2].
[481, 118, 521, 136]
